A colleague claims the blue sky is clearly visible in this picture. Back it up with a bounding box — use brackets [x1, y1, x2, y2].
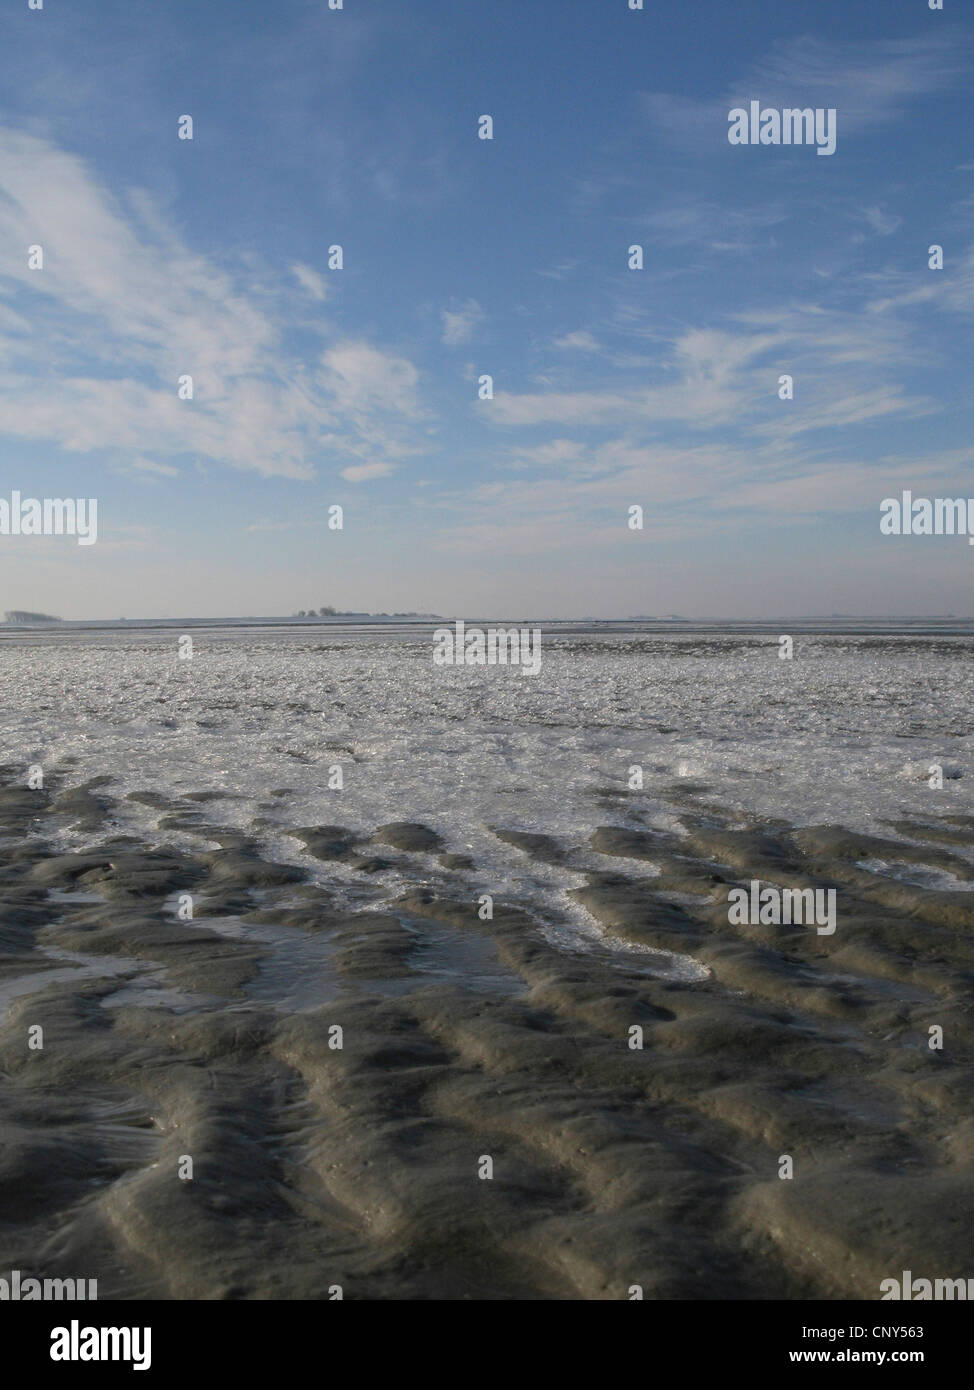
[1, 0, 973, 618]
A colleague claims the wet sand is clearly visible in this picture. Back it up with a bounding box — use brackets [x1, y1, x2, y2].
[1, 766, 973, 1299]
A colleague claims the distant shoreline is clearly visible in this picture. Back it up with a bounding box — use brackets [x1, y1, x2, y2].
[3, 615, 974, 638]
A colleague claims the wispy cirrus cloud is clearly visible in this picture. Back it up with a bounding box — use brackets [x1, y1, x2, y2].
[481, 277, 940, 451]
[483, 327, 785, 429]
[0, 127, 427, 481]
[858, 205, 903, 237]
[638, 196, 790, 253]
[423, 433, 974, 560]
[643, 34, 966, 154]
[552, 330, 600, 352]
[864, 244, 974, 316]
[291, 262, 329, 301]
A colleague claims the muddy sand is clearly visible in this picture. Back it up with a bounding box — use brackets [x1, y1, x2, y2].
[1, 767, 972, 1299]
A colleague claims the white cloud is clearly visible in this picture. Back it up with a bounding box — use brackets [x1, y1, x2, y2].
[860, 205, 902, 237]
[0, 127, 426, 480]
[291, 262, 329, 301]
[322, 341, 422, 417]
[511, 439, 588, 467]
[552, 331, 599, 352]
[340, 461, 396, 482]
[128, 456, 179, 477]
[440, 299, 484, 346]
[537, 260, 578, 281]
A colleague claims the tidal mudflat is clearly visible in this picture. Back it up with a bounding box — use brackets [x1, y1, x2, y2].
[1, 624, 972, 1298]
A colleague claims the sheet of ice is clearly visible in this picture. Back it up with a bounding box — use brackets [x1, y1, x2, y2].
[2, 626, 972, 976]
[856, 858, 974, 892]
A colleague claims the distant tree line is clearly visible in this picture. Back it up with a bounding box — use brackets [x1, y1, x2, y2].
[290, 608, 436, 619]
[4, 610, 61, 624]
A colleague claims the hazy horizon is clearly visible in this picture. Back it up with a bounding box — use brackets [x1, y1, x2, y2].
[5, 607, 974, 627]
